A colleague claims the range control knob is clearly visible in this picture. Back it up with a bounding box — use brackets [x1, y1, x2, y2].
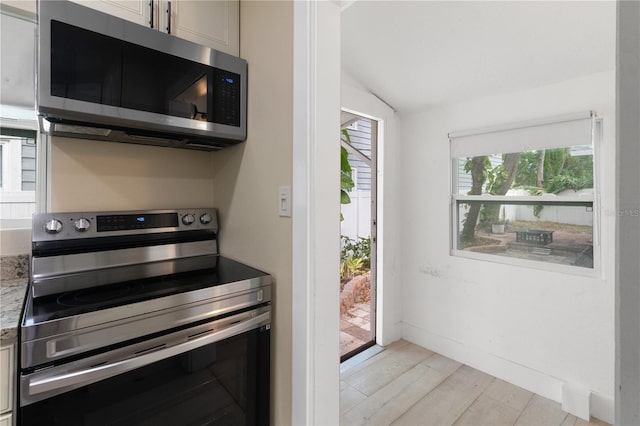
[73, 218, 91, 232]
[44, 219, 63, 234]
[182, 214, 195, 226]
[200, 213, 212, 225]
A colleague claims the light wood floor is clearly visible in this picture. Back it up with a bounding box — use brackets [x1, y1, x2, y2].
[340, 340, 610, 426]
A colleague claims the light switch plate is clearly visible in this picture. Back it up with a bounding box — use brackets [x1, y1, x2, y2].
[278, 186, 291, 217]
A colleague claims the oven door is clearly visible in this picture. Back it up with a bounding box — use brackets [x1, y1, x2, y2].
[19, 306, 270, 426]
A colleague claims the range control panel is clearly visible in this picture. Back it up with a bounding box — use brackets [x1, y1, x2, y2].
[32, 208, 218, 241]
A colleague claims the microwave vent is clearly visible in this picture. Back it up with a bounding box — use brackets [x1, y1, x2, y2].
[53, 123, 112, 137]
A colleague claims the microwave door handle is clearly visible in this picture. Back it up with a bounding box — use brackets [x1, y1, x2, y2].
[166, 1, 172, 34]
[27, 311, 270, 397]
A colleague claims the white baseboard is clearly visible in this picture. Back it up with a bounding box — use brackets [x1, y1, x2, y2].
[590, 391, 615, 425]
[562, 382, 590, 421]
[402, 322, 614, 424]
[378, 322, 402, 347]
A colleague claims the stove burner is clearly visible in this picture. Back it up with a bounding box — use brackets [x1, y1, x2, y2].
[57, 282, 145, 307]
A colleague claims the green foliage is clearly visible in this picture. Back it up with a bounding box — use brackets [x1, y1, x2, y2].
[521, 186, 545, 196]
[340, 256, 365, 281]
[543, 151, 593, 194]
[340, 152, 354, 202]
[464, 156, 491, 192]
[543, 148, 567, 180]
[462, 146, 594, 235]
[514, 151, 541, 187]
[545, 174, 591, 194]
[533, 203, 544, 218]
[478, 204, 504, 228]
[463, 157, 509, 195]
[340, 129, 355, 221]
[340, 235, 371, 281]
[485, 163, 508, 194]
[341, 235, 371, 269]
[514, 148, 593, 194]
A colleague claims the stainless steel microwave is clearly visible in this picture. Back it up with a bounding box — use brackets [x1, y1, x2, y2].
[37, 1, 247, 151]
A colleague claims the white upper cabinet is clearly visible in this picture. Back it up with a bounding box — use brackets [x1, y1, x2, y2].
[69, 0, 152, 28]
[69, 0, 239, 56]
[0, 0, 37, 17]
[160, 0, 239, 56]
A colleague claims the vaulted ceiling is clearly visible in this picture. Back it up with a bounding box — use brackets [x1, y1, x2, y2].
[341, 1, 616, 113]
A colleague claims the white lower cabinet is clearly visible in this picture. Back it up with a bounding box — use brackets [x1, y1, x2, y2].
[0, 412, 12, 426]
[0, 343, 14, 423]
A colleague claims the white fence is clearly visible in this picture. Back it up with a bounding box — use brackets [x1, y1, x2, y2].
[457, 188, 594, 229]
[505, 189, 593, 226]
[0, 192, 35, 229]
[341, 189, 371, 239]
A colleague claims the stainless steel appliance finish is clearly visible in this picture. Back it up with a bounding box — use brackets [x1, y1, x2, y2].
[22, 306, 270, 405]
[19, 208, 271, 425]
[37, 1, 247, 150]
[30, 208, 220, 297]
[21, 278, 271, 369]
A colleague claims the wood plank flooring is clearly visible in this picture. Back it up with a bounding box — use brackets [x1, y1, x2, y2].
[340, 340, 610, 426]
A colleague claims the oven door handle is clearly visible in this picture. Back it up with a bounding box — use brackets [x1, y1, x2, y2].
[27, 311, 270, 396]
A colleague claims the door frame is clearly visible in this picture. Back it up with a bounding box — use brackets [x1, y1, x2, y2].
[291, 2, 341, 425]
[339, 113, 379, 362]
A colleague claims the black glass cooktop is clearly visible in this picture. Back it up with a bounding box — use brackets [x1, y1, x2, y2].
[25, 256, 269, 324]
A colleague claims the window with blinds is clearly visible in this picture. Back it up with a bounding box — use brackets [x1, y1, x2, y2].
[449, 112, 599, 272]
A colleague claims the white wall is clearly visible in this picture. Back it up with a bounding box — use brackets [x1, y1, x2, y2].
[49, 137, 215, 211]
[0, 228, 30, 255]
[211, 2, 294, 424]
[342, 71, 402, 346]
[398, 71, 615, 422]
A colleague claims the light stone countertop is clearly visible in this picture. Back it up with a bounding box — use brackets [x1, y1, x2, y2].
[0, 278, 27, 343]
[1, 254, 29, 344]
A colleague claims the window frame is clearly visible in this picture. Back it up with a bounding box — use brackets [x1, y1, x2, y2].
[0, 105, 41, 230]
[0, 136, 27, 193]
[449, 114, 602, 276]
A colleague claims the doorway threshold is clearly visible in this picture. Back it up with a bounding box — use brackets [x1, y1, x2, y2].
[340, 344, 385, 374]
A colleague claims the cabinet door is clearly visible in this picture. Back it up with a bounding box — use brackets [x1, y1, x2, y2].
[69, 0, 153, 28]
[0, 0, 37, 17]
[0, 344, 14, 415]
[162, 0, 239, 56]
[0, 413, 11, 426]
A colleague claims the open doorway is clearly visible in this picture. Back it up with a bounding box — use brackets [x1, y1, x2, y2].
[339, 111, 377, 361]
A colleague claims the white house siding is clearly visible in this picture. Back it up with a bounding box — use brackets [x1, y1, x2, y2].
[398, 71, 615, 423]
[21, 139, 36, 191]
[341, 117, 373, 239]
[0, 137, 36, 228]
[343, 118, 372, 191]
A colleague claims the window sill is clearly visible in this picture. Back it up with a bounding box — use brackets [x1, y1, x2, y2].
[450, 249, 600, 278]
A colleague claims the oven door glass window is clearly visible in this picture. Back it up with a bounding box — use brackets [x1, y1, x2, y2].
[20, 327, 269, 426]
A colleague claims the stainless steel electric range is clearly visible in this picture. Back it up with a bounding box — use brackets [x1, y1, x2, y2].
[18, 208, 271, 426]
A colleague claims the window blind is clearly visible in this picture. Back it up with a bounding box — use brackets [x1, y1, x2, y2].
[449, 111, 593, 158]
